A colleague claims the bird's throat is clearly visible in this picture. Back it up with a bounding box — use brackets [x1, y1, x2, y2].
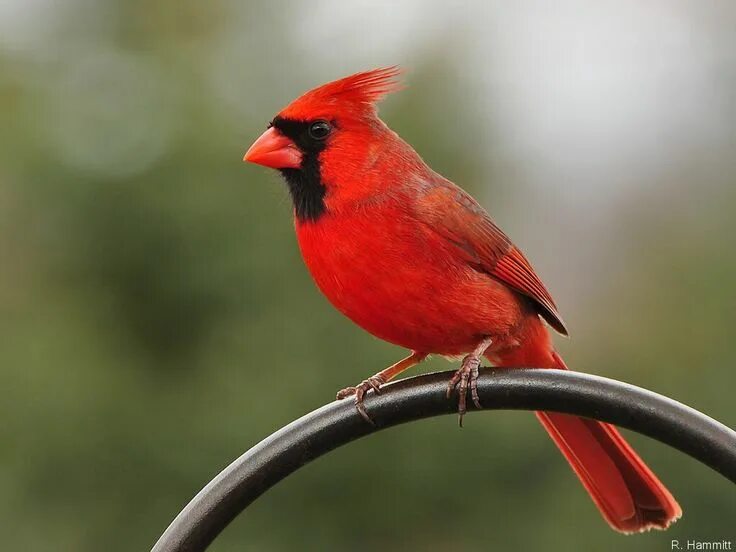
[279, 153, 326, 222]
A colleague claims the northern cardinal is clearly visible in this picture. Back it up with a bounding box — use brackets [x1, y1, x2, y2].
[243, 67, 681, 532]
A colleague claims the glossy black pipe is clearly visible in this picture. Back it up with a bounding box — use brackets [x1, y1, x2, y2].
[152, 368, 736, 552]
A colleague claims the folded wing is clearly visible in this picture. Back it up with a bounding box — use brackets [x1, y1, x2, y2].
[412, 179, 568, 336]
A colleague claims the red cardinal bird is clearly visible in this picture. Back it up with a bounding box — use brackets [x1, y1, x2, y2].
[243, 67, 681, 533]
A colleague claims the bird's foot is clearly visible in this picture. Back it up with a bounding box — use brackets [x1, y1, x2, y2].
[336, 375, 386, 425]
[446, 354, 483, 426]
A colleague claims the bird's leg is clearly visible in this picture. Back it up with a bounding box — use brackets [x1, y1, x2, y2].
[337, 351, 428, 424]
[446, 336, 493, 426]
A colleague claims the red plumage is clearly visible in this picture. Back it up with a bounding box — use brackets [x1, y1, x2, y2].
[244, 68, 681, 533]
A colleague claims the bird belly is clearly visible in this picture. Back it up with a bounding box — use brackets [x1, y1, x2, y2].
[295, 211, 524, 355]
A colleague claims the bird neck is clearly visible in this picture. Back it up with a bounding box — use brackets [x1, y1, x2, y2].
[319, 131, 430, 212]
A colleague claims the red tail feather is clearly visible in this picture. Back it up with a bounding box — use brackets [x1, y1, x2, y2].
[494, 331, 681, 532]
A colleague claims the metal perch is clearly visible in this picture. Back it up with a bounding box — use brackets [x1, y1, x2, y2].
[152, 368, 736, 551]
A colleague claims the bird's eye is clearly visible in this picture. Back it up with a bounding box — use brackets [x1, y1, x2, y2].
[308, 120, 332, 140]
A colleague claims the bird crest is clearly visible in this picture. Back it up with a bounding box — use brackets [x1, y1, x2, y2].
[278, 67, 403, 120]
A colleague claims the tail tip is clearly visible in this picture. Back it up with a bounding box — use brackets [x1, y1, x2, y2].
[613, 503, 683, 534]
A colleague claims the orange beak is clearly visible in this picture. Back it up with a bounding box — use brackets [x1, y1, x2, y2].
[243, 127, 302, 169]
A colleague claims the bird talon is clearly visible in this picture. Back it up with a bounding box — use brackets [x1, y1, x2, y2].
[336, 386, 356, 400]
[447, 354, 483, 426]
[367, 375, 384, 394]
[336, 376, 386, 425]
[355, 398, 374, 425]
[446, 373, 461, 399]
[470, 363, 482, 409]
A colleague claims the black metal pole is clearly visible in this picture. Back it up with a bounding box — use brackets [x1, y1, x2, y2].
[152, 368, 736, 552]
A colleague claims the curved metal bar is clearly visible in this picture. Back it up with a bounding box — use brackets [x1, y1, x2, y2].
[152, 368, 736, 552]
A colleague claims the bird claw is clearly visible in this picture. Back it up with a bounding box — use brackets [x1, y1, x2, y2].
[336, 375, 386, 425]
[446, 354, 483, 426]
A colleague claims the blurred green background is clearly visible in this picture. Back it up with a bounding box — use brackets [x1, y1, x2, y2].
[1, 1, 734, 550]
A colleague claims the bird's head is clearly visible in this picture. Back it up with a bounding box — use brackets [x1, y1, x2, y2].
[244, 67, 407, 221]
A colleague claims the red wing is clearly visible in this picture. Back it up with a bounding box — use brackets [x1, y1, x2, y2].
[413, 180, 568, 336]
[492, 246, 568, 335]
